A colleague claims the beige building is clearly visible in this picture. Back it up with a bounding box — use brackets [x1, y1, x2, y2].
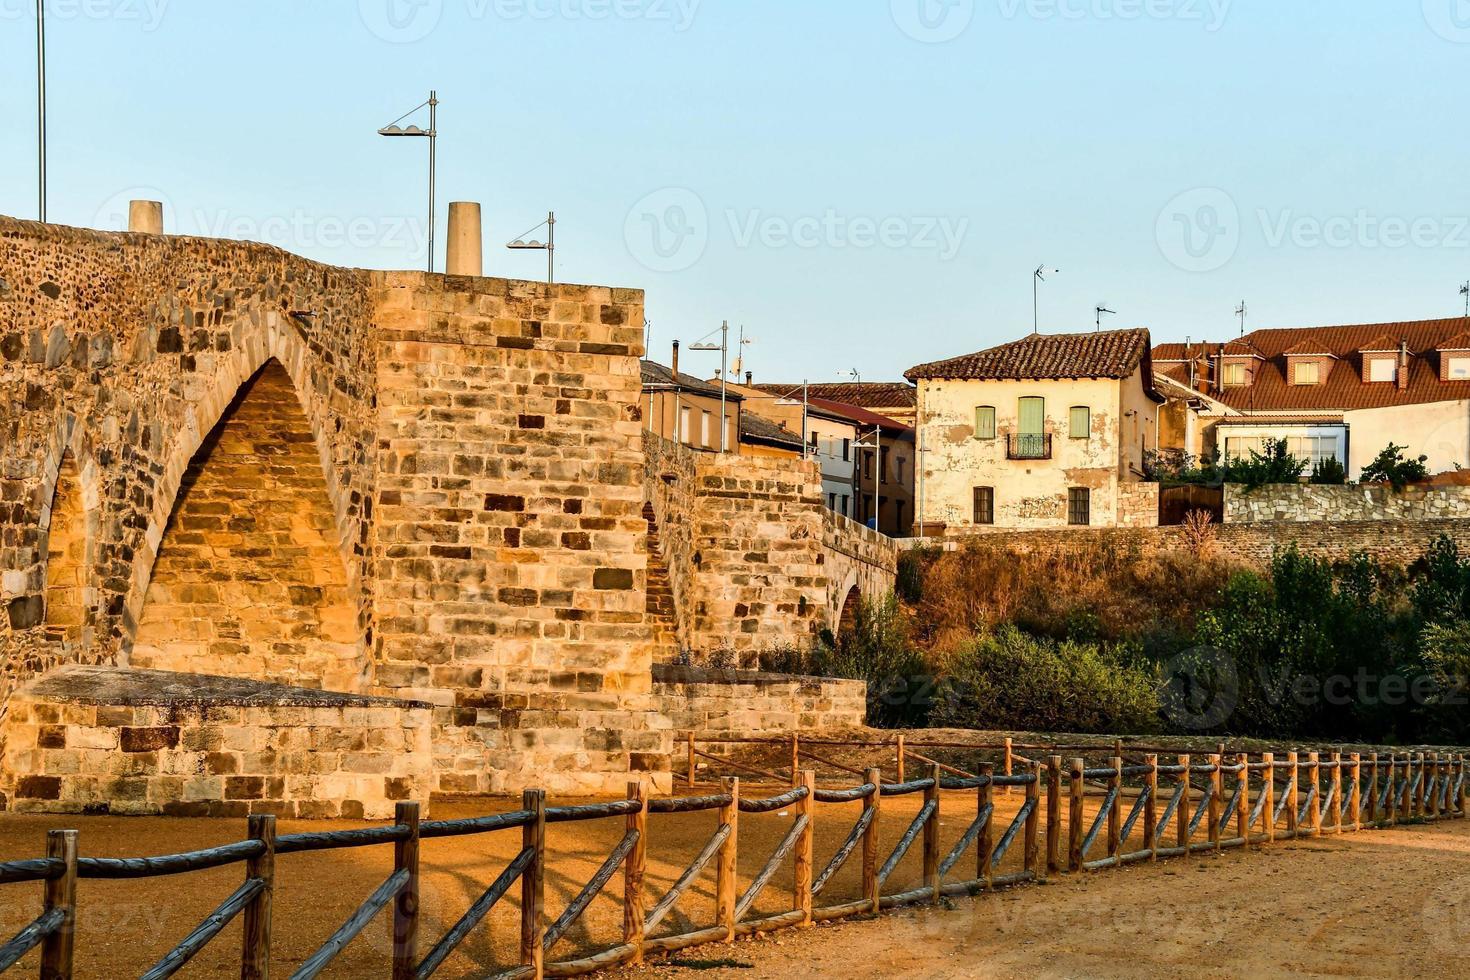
[1154, 318, 1470, 480]
[906, 329, 1163, 531]
[641, 342, 740, 453]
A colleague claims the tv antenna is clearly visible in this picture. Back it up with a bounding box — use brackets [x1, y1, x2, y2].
[1461, 281, 1468, 318]
[1095, 305, 1116, 332]
[1033, 264, 1058, 334]
[1235, 301, 1248, 337]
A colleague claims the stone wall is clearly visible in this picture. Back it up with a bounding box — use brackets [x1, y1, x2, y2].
[1, 666, 432, 819]
[642, 433, 698, 652]
[1225, 483, 1470, 524]
[1116, 481, 1160, 528]
[822, 510, 900, 628]
[651, 664, 866, 735]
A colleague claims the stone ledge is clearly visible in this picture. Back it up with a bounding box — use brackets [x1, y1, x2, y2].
[20, 666, 432, 711]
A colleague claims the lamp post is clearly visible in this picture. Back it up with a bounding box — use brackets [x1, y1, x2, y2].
[36, 0, 46, 222]
[689, 321, 730, 453]
[507, 211, 556, 283]
[379, 91, 439, 273]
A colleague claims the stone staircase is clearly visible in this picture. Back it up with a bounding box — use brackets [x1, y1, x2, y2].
[643, 503, 681, 662]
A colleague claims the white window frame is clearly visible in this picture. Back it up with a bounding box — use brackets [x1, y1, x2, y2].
[1368, 357, 1396, 383]
[1293, 361, 1321, 386]
[1449, 357, 1470, 380]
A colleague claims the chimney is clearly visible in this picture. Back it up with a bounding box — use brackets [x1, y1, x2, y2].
[671, 340, 680, 377]
[745, 371, 753, 386]
[1399, 339, 1410, 390]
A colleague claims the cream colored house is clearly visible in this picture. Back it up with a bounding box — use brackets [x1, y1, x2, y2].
[906, 329, 1164, 531]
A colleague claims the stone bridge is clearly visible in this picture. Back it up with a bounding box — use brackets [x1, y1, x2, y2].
[0, 216, 881, 815]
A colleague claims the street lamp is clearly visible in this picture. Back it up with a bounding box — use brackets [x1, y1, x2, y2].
[507, 211, 556, 283]
[378, 91, 439, 273]
[689, 321, 730, 453]
[36, 0, 46, 222]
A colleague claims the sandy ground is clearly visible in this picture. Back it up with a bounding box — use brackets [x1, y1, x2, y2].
[2, 788, 1467, 978]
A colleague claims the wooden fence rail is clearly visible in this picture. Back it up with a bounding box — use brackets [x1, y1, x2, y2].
[1, 748, 1466, 979]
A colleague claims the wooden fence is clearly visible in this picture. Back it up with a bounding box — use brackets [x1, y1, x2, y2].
[1, 744, 1466, 979]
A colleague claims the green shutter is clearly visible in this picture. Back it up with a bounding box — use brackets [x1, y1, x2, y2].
[1069, 406, 1090, 439]
[974, 406, 996, 440]
[1018, 397, 1045, 436]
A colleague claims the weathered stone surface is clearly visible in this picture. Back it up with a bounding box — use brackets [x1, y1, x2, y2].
[1226, 483, 1470, 524]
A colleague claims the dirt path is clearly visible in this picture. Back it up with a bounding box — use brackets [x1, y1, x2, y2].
[615, 819, 1470, 980]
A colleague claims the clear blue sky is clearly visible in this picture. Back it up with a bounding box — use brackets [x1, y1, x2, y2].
[3, 1, 1468, 382]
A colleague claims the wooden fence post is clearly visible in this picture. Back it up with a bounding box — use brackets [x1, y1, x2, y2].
[790, 734, 801, 787]
[1261, 753, 1275, 845]
[1432, 754, 1443, 819]
[1107, 757, 1123, 861]
[1329, 752, 1342, 834]
[624, 780, 649, 963]
[1176, 754, 1191, 850]
[923, 765, 941, 903]
[521, 789, 546, 980]
[978, 763, 995, 889]
[1386, 755, 1398, 827]
[40, 829, 77, 980]
[1415, 753, 1428, 820]
[1144, 755, 1159, 861]
[1046, 756, 1062, 876]
[1207, 754, 1222, 852]
[687, 733, 697, 790]
[895, 735, 905, 784]
[392, 802, 421, 980]
[794, 771, 815, 926]
[1366, 752, 1378, 825]
[1307, 752, 1321, 837]
[242, 815, 275, 980]
[863, 769, 882, 914]
[718, 778, 739, 943]
[1236, 753, 1250, 843]
[1349, 753, 1361, 832]
[1024, 760, 1041, 878]
[1285, 752, 1299, 839]
[1003, 738, 1014, 796]
[1068, 759, 1084, 872]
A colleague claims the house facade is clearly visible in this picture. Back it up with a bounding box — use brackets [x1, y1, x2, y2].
[906, 328, 1163, 532]
[641, 342, 740, 453]
[807, 397, 915, 537]
[1154, 317, 1470, 480]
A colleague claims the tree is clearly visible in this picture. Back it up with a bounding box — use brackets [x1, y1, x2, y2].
[1221, 438, 1308, 490]
[1359, 443, 1429, 492]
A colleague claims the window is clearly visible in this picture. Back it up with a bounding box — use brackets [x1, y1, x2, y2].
[700, 410, 712, 448]
[842, 438, 851, 462]
[679, 406, 691, 444]
[841, 494, 850, 516]
[1293, 361, 1320, 385]
[974, 406, 996, 440]
[1223, 362, 1248, 386]
[973, 487, 994, 526]
[829, 493, 837, 511]
[1069, 406, 1091, 439]
[1449, 357, 1470, 380]
[1369, 358, 1396, 383]
[1067, 488, 1091, 527]
[895, 501, 906, 534]
[895, 458, 906, 485]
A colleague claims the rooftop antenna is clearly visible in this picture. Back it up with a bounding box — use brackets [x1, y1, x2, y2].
[1033, 264, 1058, 334]
[730, 325, 753, 380]
[1235, 300, 1248, 338]
[1461, 281, 1468, 318]
[1095, 305, 1116, 332]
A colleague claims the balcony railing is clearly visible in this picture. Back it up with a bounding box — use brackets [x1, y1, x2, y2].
[1007, 433, 1052, 460]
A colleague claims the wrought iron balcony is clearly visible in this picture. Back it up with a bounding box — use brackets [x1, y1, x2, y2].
[1007, 433, 1052, 460]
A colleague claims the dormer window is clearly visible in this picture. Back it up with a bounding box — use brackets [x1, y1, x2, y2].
[1293, 361, 1321, 385]
[1367, 357, 1396, 383]
[1449, 357, 1470, 381]
[1222, 362, 1248, 386]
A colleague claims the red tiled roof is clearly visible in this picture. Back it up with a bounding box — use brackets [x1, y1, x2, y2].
[752, 382, 917, 410]
[905, 328, 1154, 384]
[1282, 340, 1336, 357]
[1153, 317, 1470, 413]
[1357, 334, 1402, 353]
[805, 397, 911, 433]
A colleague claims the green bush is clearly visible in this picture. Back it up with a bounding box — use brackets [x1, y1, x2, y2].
[1221, 438, 1307, 491]
[931, 626, 1160, 734]
[1309, 457, 1347, 485]
[1360, 443, 1429, 491]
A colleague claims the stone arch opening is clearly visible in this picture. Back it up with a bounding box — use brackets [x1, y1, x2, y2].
[837, 584, 862, 636]
[42, 451, 87, 648]
[131, 359, 366, 692]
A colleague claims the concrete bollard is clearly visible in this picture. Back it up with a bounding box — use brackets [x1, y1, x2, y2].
[128, 200, 164, 235]
[446, 202, 483, 277]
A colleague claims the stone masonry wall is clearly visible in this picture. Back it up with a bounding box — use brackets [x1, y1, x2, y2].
[1226, 483, 1470, 523]
[822, 510, 899, 631]
[642, 433, 698, 652]
[651, 664, 866, 736]
[1116, 481, 1160, 528]
[1, 666, 432, 819]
